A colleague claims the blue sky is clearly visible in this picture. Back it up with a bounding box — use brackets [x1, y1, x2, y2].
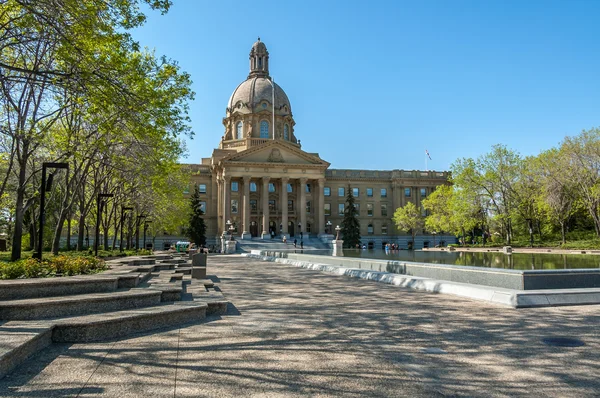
[131, 0, 600, 171]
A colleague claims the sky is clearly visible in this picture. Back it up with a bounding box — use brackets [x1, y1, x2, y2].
[131, 0, 600, 172]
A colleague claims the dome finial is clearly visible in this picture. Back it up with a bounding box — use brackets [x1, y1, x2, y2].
[257, 36, 260, 41]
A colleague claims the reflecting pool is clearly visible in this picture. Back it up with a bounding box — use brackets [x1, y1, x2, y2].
[307, 249, 600, 270]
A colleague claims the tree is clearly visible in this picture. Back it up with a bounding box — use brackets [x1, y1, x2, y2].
[393, 202, 424, 248]
[187, 186, 206, 247]
[341, 185, 361, 248]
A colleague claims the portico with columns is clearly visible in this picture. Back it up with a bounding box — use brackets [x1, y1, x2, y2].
[212, 140, 330, 240]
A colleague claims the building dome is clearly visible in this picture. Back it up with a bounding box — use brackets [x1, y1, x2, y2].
[228, 77, 291, 113]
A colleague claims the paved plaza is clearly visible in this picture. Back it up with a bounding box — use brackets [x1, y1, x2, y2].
[0, 255, 598, 397]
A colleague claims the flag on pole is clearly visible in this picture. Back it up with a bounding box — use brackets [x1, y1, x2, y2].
[425, 149, 432, 160]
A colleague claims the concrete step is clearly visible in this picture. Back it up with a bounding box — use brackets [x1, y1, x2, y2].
[51, 301, 208, 342]
[0, 290, 163, 320]
[0, 276, 119, 300]
[0, 322, 53, 379]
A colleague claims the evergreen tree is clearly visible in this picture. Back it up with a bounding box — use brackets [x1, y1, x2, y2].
[187, 186, 206, 246]
[341, 185, 361, 248]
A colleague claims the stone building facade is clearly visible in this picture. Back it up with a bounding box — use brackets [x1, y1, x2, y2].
[185, 39, 451, 248]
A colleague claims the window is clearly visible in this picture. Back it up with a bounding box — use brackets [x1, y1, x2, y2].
[236, 122, 243, 139]
[338, 203, 345, 216]
[199, 184, 207, 194]
[324, 187, 331, 196]
[306, 183, 311, 193]
[250, 199, 257, 212]
[269, 183, 275, 192]
[288, 200, 294, 212]
[420, 188, 427, 197]
[405, 188, 411, 197]
[231, 181, 239, 192]
[260, 120, 269, 138]
[199, 201, 206, 214]
[367, 203, 373, 216]
[338, 187, 345, 197]
[353, 187, 359, 197]
[183, 185, 190, 194]
[284, 124, 289, 140]
[307, 223, 311, 233]
[368, 224, 374, 235]
[231, 199, 238, 214]
[287, 183, 292, 193]
[367, 188, 373, 197]
[324, 203, 331, 216]
[250, 182, 257, 192]
[381, 224, 388, 235]
[306, 200, 311, 214]
[381, 204, 388, 217]
[355, 203, 360, 214]
[381, 188, 387, 198]
[268, 200, 276, 211]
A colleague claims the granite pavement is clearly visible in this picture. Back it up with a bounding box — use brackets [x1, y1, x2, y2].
[0, 255, 598, 397]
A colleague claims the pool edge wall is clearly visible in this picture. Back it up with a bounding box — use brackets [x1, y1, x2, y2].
[259, 251, 600, 290]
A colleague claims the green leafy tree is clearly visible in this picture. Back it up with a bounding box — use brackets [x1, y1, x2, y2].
[341, 185, 361, 248]
[393, 202, 424, 248]
[187, 186, 206, 247]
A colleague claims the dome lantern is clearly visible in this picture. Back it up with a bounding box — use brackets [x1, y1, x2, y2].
[249, 37, 269, 78]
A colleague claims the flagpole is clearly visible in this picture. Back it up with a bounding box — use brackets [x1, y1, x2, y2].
[271, 77, 275, 140]
[425, 149, 428, 171]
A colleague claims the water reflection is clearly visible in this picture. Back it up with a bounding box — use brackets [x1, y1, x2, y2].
[308, 249, 600, 270]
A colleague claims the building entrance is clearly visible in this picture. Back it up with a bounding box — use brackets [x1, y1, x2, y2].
[288, 221, 295, 237]
[250, 221, 259, 238]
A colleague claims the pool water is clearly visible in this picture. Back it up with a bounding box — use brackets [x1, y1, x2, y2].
[307, 249, 600, 270]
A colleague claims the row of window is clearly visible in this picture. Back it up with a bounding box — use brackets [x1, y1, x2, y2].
[324, 203, 388, 216]
[234, 121, 290, 140]
[187, 183, 428, 199]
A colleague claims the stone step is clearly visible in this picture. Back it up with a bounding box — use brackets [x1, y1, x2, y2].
[51, 301, 208, 342]
[0, 276, 119, 300]
[0, 322, 53, 379]
[0, 290, 163, 320]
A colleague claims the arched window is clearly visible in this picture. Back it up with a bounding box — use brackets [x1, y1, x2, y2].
[284, 124, 289, 140]
[260, 121, 269, 138]
[236, 122, 243, 139]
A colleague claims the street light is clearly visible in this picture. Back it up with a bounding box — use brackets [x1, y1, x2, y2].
[135, 214, 146, 250]
[432, 231, 437, 248]
[143, 220, 152, 250]
[326, 220, 332, 234]
[95, 193, 114, 257]
[120, 206, 133, 252]
[36, 162, 69, 260]
[335, 225, 341, 241]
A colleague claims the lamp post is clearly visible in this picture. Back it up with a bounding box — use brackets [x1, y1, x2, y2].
[95, 193, 114, 257]
[135, 214, 146, 250]
[335, 225, 341, 241]
[229, 223, 235, 241]
[432, 231, 437, 248]
[526, 218, 534, 248]
[143, 220, 152, 250]
[36, 162, 69, 260]
[120, 206, 133, 252]
[326, 220, 332, 234]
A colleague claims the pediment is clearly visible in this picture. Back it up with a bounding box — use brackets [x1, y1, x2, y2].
[221, 141, 329, 167]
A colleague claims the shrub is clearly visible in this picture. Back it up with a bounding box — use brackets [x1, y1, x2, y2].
[0, 255, 107, 279]
[1, 262, 26, 279]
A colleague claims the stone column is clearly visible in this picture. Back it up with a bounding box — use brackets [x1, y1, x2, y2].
[222, 176, 231, 237]
[281, 177, 289, 237]
[261, 176, 270, 239]
[216, 177, 223, 235]
[317, 178, 325, 235]
[241, 176, 251, 239]
[299, 177, 307, 238]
